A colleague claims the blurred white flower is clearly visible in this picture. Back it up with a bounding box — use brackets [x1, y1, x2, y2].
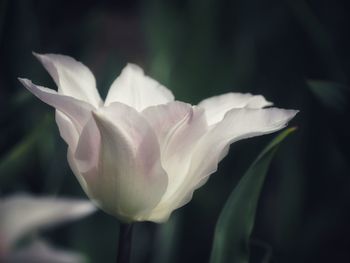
[5, 239, 85, 263]
[0, 194, 96, 262]
[19, 53, 297, 223]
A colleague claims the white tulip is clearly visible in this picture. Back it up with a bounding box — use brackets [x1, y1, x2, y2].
[19, 53, 297, 223]
[5, 239, 86, 263]
[0, 194, 95, 262]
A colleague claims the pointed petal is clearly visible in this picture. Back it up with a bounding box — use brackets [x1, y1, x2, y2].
[142, 102, 207, 214]
[148, 108, 297, 222]
[188, 108, 298, 196]
[83, 102, 167, 222]
[0, 195, 96, 249]
[19, 78, 93, 132]
[198, 93, 273, 125]
[33, 52, 102, 107]
[105, 64, 174, 111]
[6, 239, 85, 263]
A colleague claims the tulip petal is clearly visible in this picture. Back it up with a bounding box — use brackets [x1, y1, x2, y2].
[142, 102, 207, 211]
[33, 52, 102, 108]
[83, 102, 167, 222]
[0, 195, 96, 249]
[198, 93, 273, 125]
[55, 111, 80, 152]
[148, 107, 297, 221]
[73, 117, 100, 173]
[67, 150, 90, 194]
[6, 239, 85, 263]
[19, 78, 93, 133]
[105, 64, 174, 111]
[188, 108, 298, 198]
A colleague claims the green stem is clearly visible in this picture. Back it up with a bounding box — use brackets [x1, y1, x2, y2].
[116, 224, 133, 263]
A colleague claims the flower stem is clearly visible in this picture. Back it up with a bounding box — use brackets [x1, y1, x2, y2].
[116, 223, 133, 263]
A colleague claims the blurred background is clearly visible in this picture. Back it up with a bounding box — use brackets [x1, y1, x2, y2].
[0, 0, 350, 262]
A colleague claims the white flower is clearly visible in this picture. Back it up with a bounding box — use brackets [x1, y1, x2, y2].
[19, 53, 297, 223]
[0, 194, 96, 262]
[5, 240, 85, 263]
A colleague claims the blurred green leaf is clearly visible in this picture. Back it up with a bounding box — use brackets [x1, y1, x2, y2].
[308, 80, 348, 111]
[210, 127, 297, 263]
[0, 116, 51, 186]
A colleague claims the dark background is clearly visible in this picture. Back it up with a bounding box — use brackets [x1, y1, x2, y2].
[1, 0, 350, 262]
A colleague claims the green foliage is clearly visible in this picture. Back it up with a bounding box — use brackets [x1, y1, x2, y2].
[0, 116, 51, 186]
[210, 128, 296, 263]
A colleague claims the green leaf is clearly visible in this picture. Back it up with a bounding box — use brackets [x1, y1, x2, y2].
[0, 116, 51, 186]
[210, 127, 297, 263]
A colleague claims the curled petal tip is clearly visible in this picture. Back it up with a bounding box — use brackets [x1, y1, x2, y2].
[17, 78, 40, 92]
[266, 100, 274, 107]
[32, 51, 45, 61]
[18, 77, 29, 85]
[288, 109, 299, 119]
